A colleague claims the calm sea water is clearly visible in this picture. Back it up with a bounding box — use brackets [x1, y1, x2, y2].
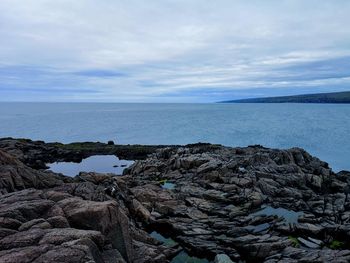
[0, 102, 349, 171]
[47, 155, 134, 176]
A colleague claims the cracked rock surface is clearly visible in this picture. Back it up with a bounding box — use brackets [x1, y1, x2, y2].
[123, 144, 350, 262]
[1, 138, 350, 262]
[0, 145, 179, 263]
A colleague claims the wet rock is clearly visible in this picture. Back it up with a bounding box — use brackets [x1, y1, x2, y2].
[307, 237, 323, 246]
[297, 237, 320, 249]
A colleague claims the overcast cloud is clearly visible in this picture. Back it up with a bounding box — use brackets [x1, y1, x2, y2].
[0, 0, 350, 102]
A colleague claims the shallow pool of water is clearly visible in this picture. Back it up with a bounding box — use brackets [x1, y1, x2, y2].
[252, 206, 303, 224]
[171, 251, 212, 263]
[149, 231, 212, 263]
[162, 182, 176, 190]
[47, 155, 134, 176]
[149, 231, 177, 247]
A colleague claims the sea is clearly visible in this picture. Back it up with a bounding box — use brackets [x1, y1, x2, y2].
[0, 102, 349, 172]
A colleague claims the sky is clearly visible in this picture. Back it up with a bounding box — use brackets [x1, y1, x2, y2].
[0, 0, 350, 102]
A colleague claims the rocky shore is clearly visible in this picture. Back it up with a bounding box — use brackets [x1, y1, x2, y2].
[0, 138, 350, 262]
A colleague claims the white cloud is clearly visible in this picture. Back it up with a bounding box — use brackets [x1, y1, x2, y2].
[0, 0, 350, 101]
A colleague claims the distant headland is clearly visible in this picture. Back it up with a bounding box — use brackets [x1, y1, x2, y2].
[219, 91, 350, 103]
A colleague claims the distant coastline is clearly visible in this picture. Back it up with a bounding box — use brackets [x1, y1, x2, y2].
[219, 91, 350, 103]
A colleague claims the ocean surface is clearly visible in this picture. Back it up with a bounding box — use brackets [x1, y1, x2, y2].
[0, 102, 349, 171]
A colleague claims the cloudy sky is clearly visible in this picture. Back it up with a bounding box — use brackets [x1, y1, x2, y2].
[0, 0, 350, 102]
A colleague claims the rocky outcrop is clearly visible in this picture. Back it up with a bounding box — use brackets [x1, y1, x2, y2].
[0, 148, 178, 263]
[0, 187, 121, 263]
[1, 139, 350, 262]
[0, 138, 171, 169]
[123, 145, 350, 262]
[0, 149, 71, 194]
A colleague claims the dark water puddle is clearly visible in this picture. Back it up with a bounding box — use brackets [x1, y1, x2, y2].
[149, 231, 177, 246]
[252, 206, 303, 224]
[171, 251, 212, 263]
[150, 231, 211, 263]
[47, 155, 134, 177]
[162, 182, 176, 190]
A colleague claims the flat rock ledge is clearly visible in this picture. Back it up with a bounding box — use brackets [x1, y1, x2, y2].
[1, 138, 350, 263]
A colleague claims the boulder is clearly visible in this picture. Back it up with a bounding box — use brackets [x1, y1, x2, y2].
[58, 198, 133, 262]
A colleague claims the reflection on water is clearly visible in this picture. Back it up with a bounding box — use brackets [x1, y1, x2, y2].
[47, 155, 134, 177]
[162, 182, 176, 190]
[252, 206, 303, 224]
[149, 231, 211, 263]
[171, 251, 212, 263]
[149, 231, 177, 247]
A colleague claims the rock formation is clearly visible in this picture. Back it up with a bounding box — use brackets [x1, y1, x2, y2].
[1, 138, 350, 262]
[124, 144, 350, 262]
[0, 146, 179, 263]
